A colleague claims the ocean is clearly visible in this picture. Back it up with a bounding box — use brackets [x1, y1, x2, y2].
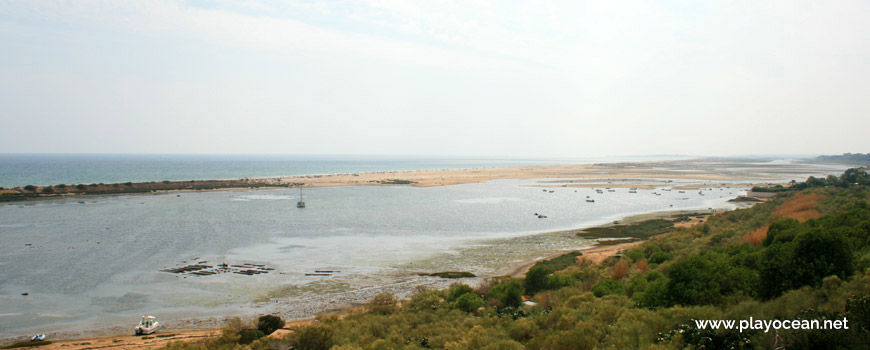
[0, 154, 685, 188]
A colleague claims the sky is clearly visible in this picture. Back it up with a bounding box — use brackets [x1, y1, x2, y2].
[0, 0, 868, 158]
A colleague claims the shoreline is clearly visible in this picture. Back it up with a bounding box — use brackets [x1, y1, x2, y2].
[501, 209, 710, 278]
[1, 158, 819, 203]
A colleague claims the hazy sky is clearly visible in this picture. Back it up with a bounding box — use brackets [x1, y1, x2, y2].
[1, 1, 868, 157]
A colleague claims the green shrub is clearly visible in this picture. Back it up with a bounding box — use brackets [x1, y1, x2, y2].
[238, 329, 265, 345]
[455, 292, 484, 312]
[591, 280, 624, 297]
[367, 292, 397, 315]
[291, 324, 333, 350]
[666, 250, 730, 305]
[447, 283, 475, 302]
[488, 280, 524, 308]
[648, 251, 672, 264]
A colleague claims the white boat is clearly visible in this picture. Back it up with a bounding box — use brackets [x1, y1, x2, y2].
[134, 315, 160, 335]
[31, 334, 46, 341]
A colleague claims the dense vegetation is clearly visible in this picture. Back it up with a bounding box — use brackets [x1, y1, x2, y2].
[816, 153, 870, 165]
[163, 169, 870, 349]
[0, 179, 300, 202]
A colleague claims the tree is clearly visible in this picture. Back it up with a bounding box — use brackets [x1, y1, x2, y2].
[793, 228, 853, 287]
[257, 314, 284, 335]
[666, 251, 730, 305]
[763, 218, 800, 246]
[524, 267, 550, 295]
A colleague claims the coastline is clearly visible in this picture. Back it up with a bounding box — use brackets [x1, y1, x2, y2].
[0, 158, 818, 203]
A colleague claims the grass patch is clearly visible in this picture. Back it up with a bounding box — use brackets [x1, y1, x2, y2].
[2, 341, 52, 349]
[141, 336, 154, 340]
[378, 179, 416, 185]
[156, 334, 177, 338]
[595, 238, 639, 246]
[419, 271, 476, 278]
[530, 252, 583, 273]
[578, 218, 683, 239]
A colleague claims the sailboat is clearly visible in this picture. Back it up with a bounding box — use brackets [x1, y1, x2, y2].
[296, 187, 305, 208]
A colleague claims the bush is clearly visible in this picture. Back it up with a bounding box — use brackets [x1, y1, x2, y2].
[591, 280, 624, 297]
[447, 283, 475, 302]
[648, 251, 672, 264]
[291, 324, 333, 350]
[76, 184, 86, 190]
[23, 185, 36, 191]
[488, 280, 524, 308]
[257, 314, 284, 335]
[635, 278, 669, 308]
[455, 292, 485, 312]
[238, 329, 265, 345]
[666, 251, 730, 305]
[367, 292, 397, 315]
[41, 186, 54, 193]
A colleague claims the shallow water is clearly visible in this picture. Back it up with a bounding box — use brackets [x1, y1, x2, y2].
[0, 177, 756, 336]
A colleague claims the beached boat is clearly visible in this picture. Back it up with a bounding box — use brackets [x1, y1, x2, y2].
[297, 188, 305, 208]
[31, 334, 46, 341]
[134, 315, 160, 335]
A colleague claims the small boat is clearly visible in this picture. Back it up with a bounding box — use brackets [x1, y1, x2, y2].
[548, 190, 555, 193]
[586, 199, 595, 203]
[134, 315, 160, 335]
[297, 188, 305, 208]
[537, 214, 548, 219]
[31, 334, 46, 342]
[629, 190, 637, 193]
